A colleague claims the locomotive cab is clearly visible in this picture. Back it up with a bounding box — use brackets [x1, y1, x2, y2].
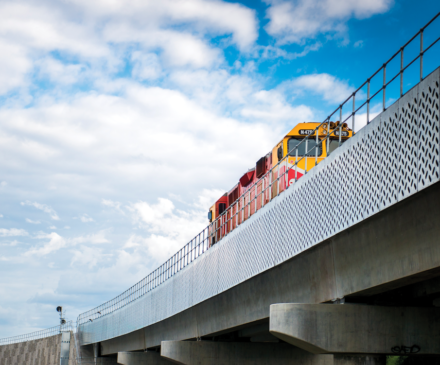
[273, 122, 353, 185]
[208, 194, 228, 223]
[206, 120, 353, 244]
[208, 194, 228, 246]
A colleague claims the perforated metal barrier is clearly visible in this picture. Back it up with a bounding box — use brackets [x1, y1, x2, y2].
[0, 321, 73, 346]
[78, 68, 440, 345]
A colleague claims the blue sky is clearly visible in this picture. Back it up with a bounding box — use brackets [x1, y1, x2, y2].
[1, 0, 440, 338]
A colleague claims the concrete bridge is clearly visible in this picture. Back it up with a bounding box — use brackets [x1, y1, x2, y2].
[75, 65, 440, 365]
[2, 16, 440, 365]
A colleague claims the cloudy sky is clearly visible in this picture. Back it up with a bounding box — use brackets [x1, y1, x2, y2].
[1, 0, 440, 337]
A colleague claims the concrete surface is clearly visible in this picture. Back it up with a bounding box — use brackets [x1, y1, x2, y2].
[118, 351, 173, 364]
[160, 341, 334, 365]
[160, 341, 386, 365]
[99, 182, 440, 353]
[0, 334, 62, 365]
[270, 303, 440, 354]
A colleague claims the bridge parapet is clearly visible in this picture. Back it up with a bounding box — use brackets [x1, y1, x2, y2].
[77, 12, 440, 346]
[78, 13, 440, 335]
[79, 65, 440, 345]
[0, 322, 74, 365]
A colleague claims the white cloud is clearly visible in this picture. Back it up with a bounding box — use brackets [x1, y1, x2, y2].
[88, 0, 258, 50]
[0, 0, 258, 95]
[24, 230, 108, 257]
[79, 214, 94, 223]
[168, 69, 315, 126]
[37, 57, 85, 85]
[0, 40, 32, 95]
[0, 228, 28, 237]
[194, 188, 226, 210]
[284, 73, 356, 104]
[70, 246, 104, 268]
[0, 0, 385, 338]
[102, 199, 125, 215]
[129, 192, 218, 263]
[131, 52, 162, 81]
[265, 0, 394, 44]
[132, 198, 175, 225]
[26, 218, 41, 224]
[0, 214, 3, 218]
[123, 235, 141, 249]
[21, 201, 60, 220]
[0, 239, 19, 247]
[70, 231, 109, 245]
[241, 89, 314, 121]
[159, 31, 222, 68]
[347, 102, 382, 132]
[25, 232, 66, 256]
[0, 181, 6, 187]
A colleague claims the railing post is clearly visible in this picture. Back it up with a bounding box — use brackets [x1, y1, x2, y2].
[352, 93, 356, 134]
[400, 47, 404, 97]
[367, 79, 370, 124]
[295, 149, 298, 182]
[383, 64, 386, 111]
[338, 124, 342, 148]
[420, 29, 424, 81]
[248, 190, 251, 217]
[315, 128, 319, 166]
[338, 106, 342, 148]
[327, 118, 331, 156]
[268, 169, 272, 202]
[304, 138, 308, 174]
[276, 165, 280, 196]
[235, 204, 238, 227]
[254, 183, 257, 213]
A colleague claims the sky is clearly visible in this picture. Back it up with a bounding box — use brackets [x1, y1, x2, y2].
[1, 0, 440, 338]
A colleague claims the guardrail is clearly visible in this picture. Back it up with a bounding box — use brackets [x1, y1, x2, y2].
[0, 321, 73, 346]
[77, 11, 440, 327]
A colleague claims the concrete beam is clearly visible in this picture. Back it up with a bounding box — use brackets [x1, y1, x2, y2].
[102, 182, 440, 354]
[117, 351, 173, 364]
[160, 340, 334, 365]
[102, 330, 145, 356]
[160, 341, 386, 365]
[270, 303, 440, 355]
[81, 359, 118, 364]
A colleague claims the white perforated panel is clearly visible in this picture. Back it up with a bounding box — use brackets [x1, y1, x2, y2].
[79, 69, 440, 346]
[399, 86, 419, 200]
[418, 69, 440, 190]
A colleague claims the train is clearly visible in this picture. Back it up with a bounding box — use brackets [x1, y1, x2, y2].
[207, 121, 353, 245]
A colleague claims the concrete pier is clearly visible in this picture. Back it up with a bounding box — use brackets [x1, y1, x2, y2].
[270, 303, 440, 355]
[117, 351, 172, 364]
[160, 341, 333, 365]
[160, 341, 386, 365]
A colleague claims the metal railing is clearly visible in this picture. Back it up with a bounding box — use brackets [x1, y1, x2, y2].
[78, 12, 440, 327]
[0, 321, 73, 346]
[211, 11, 440, 243]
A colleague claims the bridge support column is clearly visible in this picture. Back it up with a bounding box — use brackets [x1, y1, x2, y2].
[117, 351, 173, 364]
[160, 340, 337, 365]
[270, 303, 440, 355]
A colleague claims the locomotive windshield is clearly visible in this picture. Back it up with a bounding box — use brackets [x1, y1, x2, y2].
[328, 139, 347, 154]
[288, 138, 322, 157]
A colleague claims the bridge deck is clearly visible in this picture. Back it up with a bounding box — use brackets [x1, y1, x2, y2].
[80, 68, 440, 347]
